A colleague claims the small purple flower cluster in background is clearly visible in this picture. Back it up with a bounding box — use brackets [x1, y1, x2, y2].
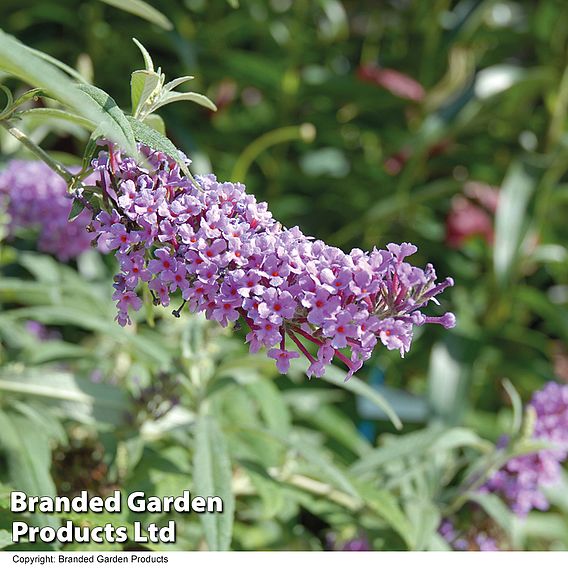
[25, 320, 61, 342]
[326, 532, 371, 551]
[0, 160, 93, 261]
[439, 520, 499, 551]
[481, 381, 568, 516]
[90, 143, 455, 378]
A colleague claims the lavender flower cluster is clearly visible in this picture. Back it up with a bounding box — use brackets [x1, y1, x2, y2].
[90, 143, 455, 378]
[0, 160, 93, 261]
[482, 381, 568, 516]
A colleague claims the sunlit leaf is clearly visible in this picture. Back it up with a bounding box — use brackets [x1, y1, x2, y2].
[97, 0, 173, 30]
[19, 107, 95, 130]
[163, 76, 195, 92]
[133, 37, 155, 72]
[0, 367, 129, 426]
[76, 84, 137, 155]
[131, 69, 161, 116]
[494, 158, 539, 287]
[0, 30, 136, 154]
[152, 91, 217, 113]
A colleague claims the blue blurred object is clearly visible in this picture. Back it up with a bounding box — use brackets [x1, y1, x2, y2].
[358, 419, 376, 442]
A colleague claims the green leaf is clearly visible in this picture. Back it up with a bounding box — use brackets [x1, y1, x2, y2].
[431, 427, 490, 453]
[238, 460, 286, 519]
[82, 128, 105, 171]
[246, 379, 291, 436]
[317, 0, 349, 42]
[502, 378, 523, 435]
[0, 30, 136, 154]
[299, 405, 371, 456]
[22, 45, 89, 83]
[1, 306, 171, 365]
[350, 425, 446, 475]
[193, 413, 235, 551]
[0, 408, 57, 527]
[163, 76, 195, 92]
[143, 113, 166, 135]
[0, 367, 129, 426]
[127, 116, 190, 177]
[517, 513, 568, 547]
[355, 482, 413, 547]
[11, 88, 45, 108]
[0, 85, 13, 117]
[97, 0, 173, 30]
[68, 199, 85, 222]
[153, 91, 217, 113]
[26, 341, 90, 366]
[427, 338, 477, 426]
[19, 107, 96, 130]
[76, 84, 137, 156]
[9, 400, 67, 445]
[470, 492, 514, 537]
[0, 484, 13, 509]
[132, 38, 155, 72]
[0, 530, 11, 550]
[405, 499, 441, 551]
[287, 432, 359, 498]
[131, 70, 161, 116]
[493, 159, 539, 287]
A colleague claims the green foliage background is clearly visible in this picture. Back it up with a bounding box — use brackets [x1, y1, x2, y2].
[0, 0, 567, 552]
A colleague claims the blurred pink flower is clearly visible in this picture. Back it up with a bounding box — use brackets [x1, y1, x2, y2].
[357, 65, 425, 102]
[445, 182, 500, 249]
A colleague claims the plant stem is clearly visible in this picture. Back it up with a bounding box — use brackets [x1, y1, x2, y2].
[231, 123, 316, 182]
[287, 329, 316, 363]
[273, 471, 361, 510]
[290, 324, 354, 371]
[0, 119, 74, 184]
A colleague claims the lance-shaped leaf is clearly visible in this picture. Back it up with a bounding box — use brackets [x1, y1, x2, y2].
[152, 91, 217, 113]
[133, 37, 155, 72]
[18, 107, 96, 130]
[82, 127, 105, 171]
[0, 368, 129, 426]
[193, 413, 235, 551]
[0, 85, 13, 117]
[97, 0, 173, 30]
[77, 84, 137, 155]
[493, 158, 539, 287]
[23, 44, 89, 83]
[0, 30, 137, 155]
[163, 76, 195, 92]
[0, 408, 57, 528]
[68, 199, 86, 222]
